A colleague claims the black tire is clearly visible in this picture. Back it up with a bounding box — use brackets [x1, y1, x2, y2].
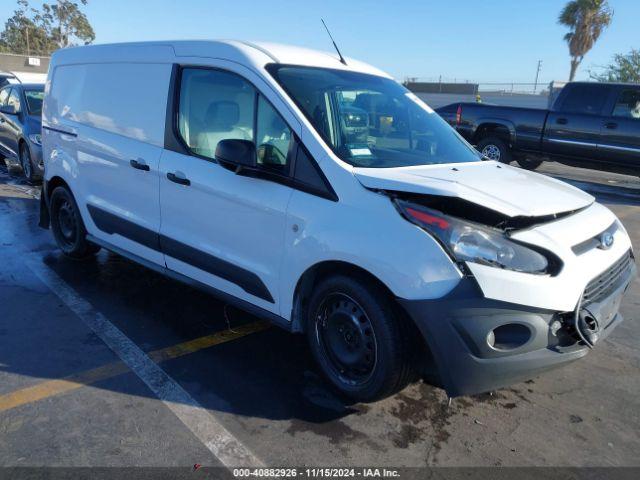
[50, 186, 100, 259]
[306, 274, 413, 402]
[477, 137, 512, 164]
[516, 157, 543, 170]
[19, 142, 40, 183]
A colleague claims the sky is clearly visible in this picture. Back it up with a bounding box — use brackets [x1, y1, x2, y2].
[2, 0, 638, 84]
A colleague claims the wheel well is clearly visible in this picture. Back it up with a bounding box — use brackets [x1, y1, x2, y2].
[291, 261, 436, 381]
[474, 123, 511, 145]
[291, 261, 394, 333]
[46, 176, 71, 200]
[17, 138, 28, 161]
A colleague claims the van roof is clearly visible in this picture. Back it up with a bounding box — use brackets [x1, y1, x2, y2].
[50, 40, 391, 79]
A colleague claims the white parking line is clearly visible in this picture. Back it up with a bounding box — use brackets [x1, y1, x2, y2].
[24, 254, 263, 468]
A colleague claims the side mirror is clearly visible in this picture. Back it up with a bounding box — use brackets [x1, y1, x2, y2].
[0, 104, 17, 115]
[215, 139, 257, 173]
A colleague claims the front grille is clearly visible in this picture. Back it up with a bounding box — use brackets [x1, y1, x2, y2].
[572, 221, 618, 255]
[583, 250, 633, 305]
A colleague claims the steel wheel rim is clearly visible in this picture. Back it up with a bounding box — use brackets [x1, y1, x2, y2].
[481, 144, 501, 161]
[57, 199, 77, 246]
[315, 293, 377, 386]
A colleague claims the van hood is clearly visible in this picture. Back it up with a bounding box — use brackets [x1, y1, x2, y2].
[354, 161, 594, 218]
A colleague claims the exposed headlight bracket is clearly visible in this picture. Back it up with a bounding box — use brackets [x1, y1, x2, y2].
[394, 198, 562, 276]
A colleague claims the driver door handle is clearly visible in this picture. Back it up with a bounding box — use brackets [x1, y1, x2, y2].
[130, 159, 150, 171]
[167, 172, 191, 186]
[556, 117, 568, 125]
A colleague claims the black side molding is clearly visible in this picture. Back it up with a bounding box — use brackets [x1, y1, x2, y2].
[159, 235, 273, 303]
[87, 205, 274, 303]
[86, 234, 291, 331]
[42, 125, 78, 137]
[87, 204, 161, 251]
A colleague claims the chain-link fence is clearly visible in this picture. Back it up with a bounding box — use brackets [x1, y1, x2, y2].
[404, 79, 567, 109]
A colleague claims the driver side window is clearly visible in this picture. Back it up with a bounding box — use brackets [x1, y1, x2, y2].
[0, 87, 10, 106]
[256, 95, 293, 173]
[178, 67, 293, 174]
[178, 68, 255, 160]
[612, 89, 640, 119]
[7, 89, 21, 113]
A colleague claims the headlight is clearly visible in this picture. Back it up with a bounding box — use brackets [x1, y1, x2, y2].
[395, 199, 558, 275]
[29, 134, 42, 146]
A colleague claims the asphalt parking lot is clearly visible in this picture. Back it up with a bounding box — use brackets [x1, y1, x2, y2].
[0, 160, 639, 469]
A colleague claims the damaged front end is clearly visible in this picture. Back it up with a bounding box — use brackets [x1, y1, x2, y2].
[375, 189, 635, 396]
[386, 191, 566, 277]
[387, 191, 586, 232]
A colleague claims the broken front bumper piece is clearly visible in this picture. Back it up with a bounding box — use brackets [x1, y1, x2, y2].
[399, 257, 636, 397]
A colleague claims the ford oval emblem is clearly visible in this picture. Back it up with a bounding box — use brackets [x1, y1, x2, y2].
[599, 232, 615, 250]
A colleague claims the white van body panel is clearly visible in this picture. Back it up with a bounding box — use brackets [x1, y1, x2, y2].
[470, 204, 631, 312]
[159, 147, 294, 311]
[170, 40, 390, 78]
[279, 186, 464, 318]
[354, 161, 594, 218]
[44, 55, 173, 266]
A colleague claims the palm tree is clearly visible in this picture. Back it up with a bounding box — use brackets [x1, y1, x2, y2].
[559, 0, 613, 81]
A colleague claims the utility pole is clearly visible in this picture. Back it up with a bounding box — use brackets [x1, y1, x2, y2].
[534, 60, 542, 94]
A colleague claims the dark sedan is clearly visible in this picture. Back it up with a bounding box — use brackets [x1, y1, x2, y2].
[0, 83, 45, 182]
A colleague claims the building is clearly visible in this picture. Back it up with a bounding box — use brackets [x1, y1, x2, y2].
[0, 52, 50, 86]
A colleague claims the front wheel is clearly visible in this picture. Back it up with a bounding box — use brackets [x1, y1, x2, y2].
[50, 186, 100, 259]
[19, 143, 40, 183]
[306, 275, 413, 401]
[477, 137, 512, 164]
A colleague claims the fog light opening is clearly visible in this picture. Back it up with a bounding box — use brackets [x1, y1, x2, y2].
[487, 323, 531, 351]
[577, 309, 600, 347]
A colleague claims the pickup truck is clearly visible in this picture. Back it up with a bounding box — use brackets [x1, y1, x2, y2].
[436, 82, 640, 175]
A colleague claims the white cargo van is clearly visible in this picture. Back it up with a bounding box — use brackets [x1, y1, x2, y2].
[40, 41, 635, 400]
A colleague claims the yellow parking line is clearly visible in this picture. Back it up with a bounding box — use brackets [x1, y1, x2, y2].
[0, 320, 270, 413]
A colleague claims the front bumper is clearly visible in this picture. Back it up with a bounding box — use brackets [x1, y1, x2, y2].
[399, 259, 636, 397]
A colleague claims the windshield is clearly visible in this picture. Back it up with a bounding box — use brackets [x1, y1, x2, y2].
[25, 88, 44, 116]
[268, 65, 481, 168]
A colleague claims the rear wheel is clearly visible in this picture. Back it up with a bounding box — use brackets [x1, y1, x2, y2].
[477, 137, 512, 164]
[50, 186, 100, 259]
[306, 274, 413, 401]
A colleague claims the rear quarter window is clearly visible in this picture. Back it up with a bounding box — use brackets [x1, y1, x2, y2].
[611, 88, 640, 119]
[558, 84, 609, 115]
[48, 63, 172, 146]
